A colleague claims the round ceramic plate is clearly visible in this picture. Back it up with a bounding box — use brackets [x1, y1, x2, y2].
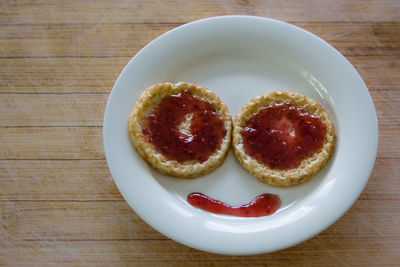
[103, 16, 378, 255]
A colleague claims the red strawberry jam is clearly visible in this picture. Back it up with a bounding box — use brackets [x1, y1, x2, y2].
[142, 90, 226, 163]
[242, 103, 326, 169]
[187, 192, 281, 217]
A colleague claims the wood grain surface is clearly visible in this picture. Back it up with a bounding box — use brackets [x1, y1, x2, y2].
[1, 0, 399, 265]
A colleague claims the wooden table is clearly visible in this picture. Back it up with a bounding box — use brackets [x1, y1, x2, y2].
[1, 0, 399, 265]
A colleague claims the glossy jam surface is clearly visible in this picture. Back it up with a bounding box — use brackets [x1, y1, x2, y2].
[187, 192, 280, 217]
[242, 103, 326, 169]
[142, 90, 226, 163]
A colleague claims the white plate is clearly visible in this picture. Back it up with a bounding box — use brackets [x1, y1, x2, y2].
[103, 15, 378, 255]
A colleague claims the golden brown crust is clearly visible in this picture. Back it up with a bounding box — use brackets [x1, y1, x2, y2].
[128, 82, 232, 178]
[233, 90, 336, 187]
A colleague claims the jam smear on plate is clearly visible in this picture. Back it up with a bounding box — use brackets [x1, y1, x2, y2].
[242, 103, 326, 169]
[142, 90, 226, 163]
[187, 192, 281, 217]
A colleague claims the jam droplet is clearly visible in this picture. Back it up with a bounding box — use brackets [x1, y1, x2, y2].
[142, 90, 226, 163]
[242, 103, 326, 169]
[187, 192, 281, 217]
